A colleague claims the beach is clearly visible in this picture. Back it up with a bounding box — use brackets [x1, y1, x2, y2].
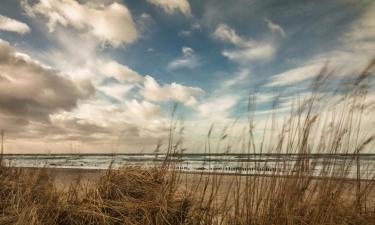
[1, 165, 374, 224]
[20, 167, 373, 203]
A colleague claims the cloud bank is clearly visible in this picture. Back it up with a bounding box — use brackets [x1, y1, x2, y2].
[0, 39, 94, 130]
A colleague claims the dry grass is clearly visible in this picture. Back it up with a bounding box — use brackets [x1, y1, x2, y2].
[0, 160, 374, 225]
[0, 166, 190, 225]
[0, 60, 375, 224]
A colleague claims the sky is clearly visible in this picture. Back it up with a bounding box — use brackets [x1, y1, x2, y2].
[0, 0, 374, 154]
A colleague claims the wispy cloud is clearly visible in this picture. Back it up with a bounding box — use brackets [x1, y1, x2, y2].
[265, 64, 322, 87]
[222, 43, 275, 63]
[178, 22, 201, 37]
[264, 2, 375, 88]
[147, 0, 192, 17]
[342, 1, 375, 58]
[265, 18, 286, 38]
[141, 75, 204, 107]
[97, 82, 134, 102]
[213, 24, 254, 47]
[196, 95, 239, 121]
[222, 69, 250, 88]
[0, 14, 30, 34]
[167, 46, 200, 70]
[213, 23, 276, 64]
[99, 60, 144, 83]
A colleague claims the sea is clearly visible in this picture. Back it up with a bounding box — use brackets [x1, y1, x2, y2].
[2, 154, 375, 179]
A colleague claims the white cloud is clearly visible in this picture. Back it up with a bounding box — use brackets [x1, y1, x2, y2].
[265, 18, 286, 37]
[213, 24, 254, 47]
[264, 2, 375, 88]
[222, 42, 275, 63]
[213, 23, 276, 63]
[167, 57, 197, 70]
[147, 0, 192, 17]
[2, 1, 207, 153]
[0, 15, 30, 34]
[167, 46, 200, 70]
[22, 0, 137, 47]
[182, 46, 194, 55]
[46, 98, 169, 149]
[178, 22, 201, 37]
[0, 38, 170, 152]
[196, 95, 239, 121]
[222, 69, 250, 88]
[254, 92, 279, 104]
[99, 60, 144, 83]
[265, 64, 322, 87]
[178, 30, 192, 37]
[0, 38, 94, 126]
[141, 75, 204, 107]
[97, 82, 134, 101]
[342, 2, 375, 58]
[123, 99, 162, 121]
[191, 23, 201, 30]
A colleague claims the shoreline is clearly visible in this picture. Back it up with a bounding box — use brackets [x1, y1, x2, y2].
[7, 166, 374, 182]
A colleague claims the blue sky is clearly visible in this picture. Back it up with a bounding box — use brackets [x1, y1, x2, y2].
[0, 0, 374, 153]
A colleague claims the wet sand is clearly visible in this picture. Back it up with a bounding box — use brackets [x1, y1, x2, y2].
[18, 167, 372, 203]
[17, 167, 257, 198]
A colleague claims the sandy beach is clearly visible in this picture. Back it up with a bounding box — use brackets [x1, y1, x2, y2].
[19, 167, 372, 202]
[1, 165, 374, 224]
